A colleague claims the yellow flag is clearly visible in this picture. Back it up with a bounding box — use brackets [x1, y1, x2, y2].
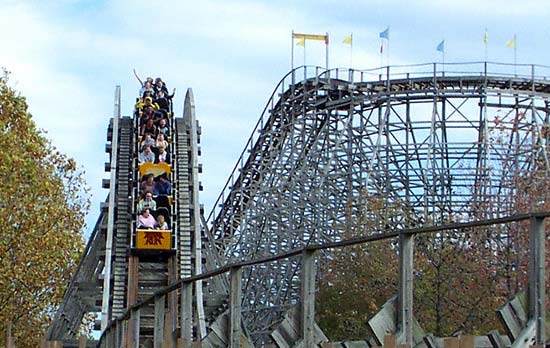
[293, 32, 329, 44]
[343, 35, 352, 45]
[506, 36, 516, 48]
[296, 38, 305, 46]
[483, 30, 488, 45]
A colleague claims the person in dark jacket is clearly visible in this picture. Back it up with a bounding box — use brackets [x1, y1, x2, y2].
[154, 77, 175, 100]
[154, 175, 172, 196]
[155, 90, 170, 111]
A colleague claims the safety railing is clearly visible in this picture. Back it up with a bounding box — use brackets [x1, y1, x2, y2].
[95, 211, 550, 348]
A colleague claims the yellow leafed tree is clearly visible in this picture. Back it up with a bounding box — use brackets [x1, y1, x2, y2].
[0, 70, 90, 348]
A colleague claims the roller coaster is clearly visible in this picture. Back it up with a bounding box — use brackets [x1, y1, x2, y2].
[43, 62, 550, 348]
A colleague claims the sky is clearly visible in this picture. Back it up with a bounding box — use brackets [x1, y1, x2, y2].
[1, 0, 549, 237]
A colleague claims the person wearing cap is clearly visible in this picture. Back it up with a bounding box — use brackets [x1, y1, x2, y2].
[143, 96, 159, 111]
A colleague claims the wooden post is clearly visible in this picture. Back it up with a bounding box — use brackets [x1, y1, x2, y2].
[126, 255, 140, 348]
[154, 295, 166, 348]
[301, 249, 316, 348]
[115, 321, 122, 348]
[398, 233, 414, 348]
[7, 322, 15, 348]
[127, 256, 139, 307]
[128, 308, 140, 348]
[166, 256, 178, 348]
[530, 216, 546, 345]
[78, 336, 87, 348]
[229, 266, 243, 348]
[120, 320, 127, 348]
[384, 334, 396, 348]
[443, 337, 459, 348]
[459, 335, 474, 348]
[180, 281, 193, 347]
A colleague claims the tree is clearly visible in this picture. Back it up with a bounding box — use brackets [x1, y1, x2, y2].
[414, 227, 505, 336]
[317, 111, 550, 340]
[0, 71, 90, 348]
[317, 193, 401, 340]
[317, 238, 398, 340]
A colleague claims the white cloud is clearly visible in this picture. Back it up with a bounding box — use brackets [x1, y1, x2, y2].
[2, 0, 550, 236]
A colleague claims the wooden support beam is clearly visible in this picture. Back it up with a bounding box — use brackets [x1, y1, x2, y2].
[7, 322, 15, 348]
[167, 255, 178, 347]
[443, 337, 459, 348]
[128, 308, 140, 348]
[301, 249, 316, 348]
[180, 281, 193, 347]
[155, 295, 166, 348]
[120, 321, 127, 348]
[127, 256, 139, 306]
[78, 336, 86, 348]
[112, 322, 119, 348]
[529, 217, 546, 345]
[105, 329, 112, 348]
[229, 266, 243, 348]
[384, 334, 396, 348]
[459, 335, 474, 348]
[398, 233, 414, 348]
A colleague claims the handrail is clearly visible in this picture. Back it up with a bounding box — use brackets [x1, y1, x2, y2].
[97, 210, 550, 343]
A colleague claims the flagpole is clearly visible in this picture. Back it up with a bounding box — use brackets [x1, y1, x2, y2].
[387, 37, 390, 66]
[514, 34, 517, 76]
[350, 33, 353, 68]
[303, 39, 306, 67]
[442, 40, 445, 70]
[380, 39, 383, 67]
[291, 30, 294, 71]
[379, 27, 390, 67]
[484, 28, 488, 62]
[325, 32, 329, 70]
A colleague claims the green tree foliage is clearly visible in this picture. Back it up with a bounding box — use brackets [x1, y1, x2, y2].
[0, 71, 90, 348]
[318, 239, 398, 340]
[317, 194, 400, 340]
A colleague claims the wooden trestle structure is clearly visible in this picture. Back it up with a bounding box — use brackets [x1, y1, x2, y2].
[43, 63, 550, 348]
